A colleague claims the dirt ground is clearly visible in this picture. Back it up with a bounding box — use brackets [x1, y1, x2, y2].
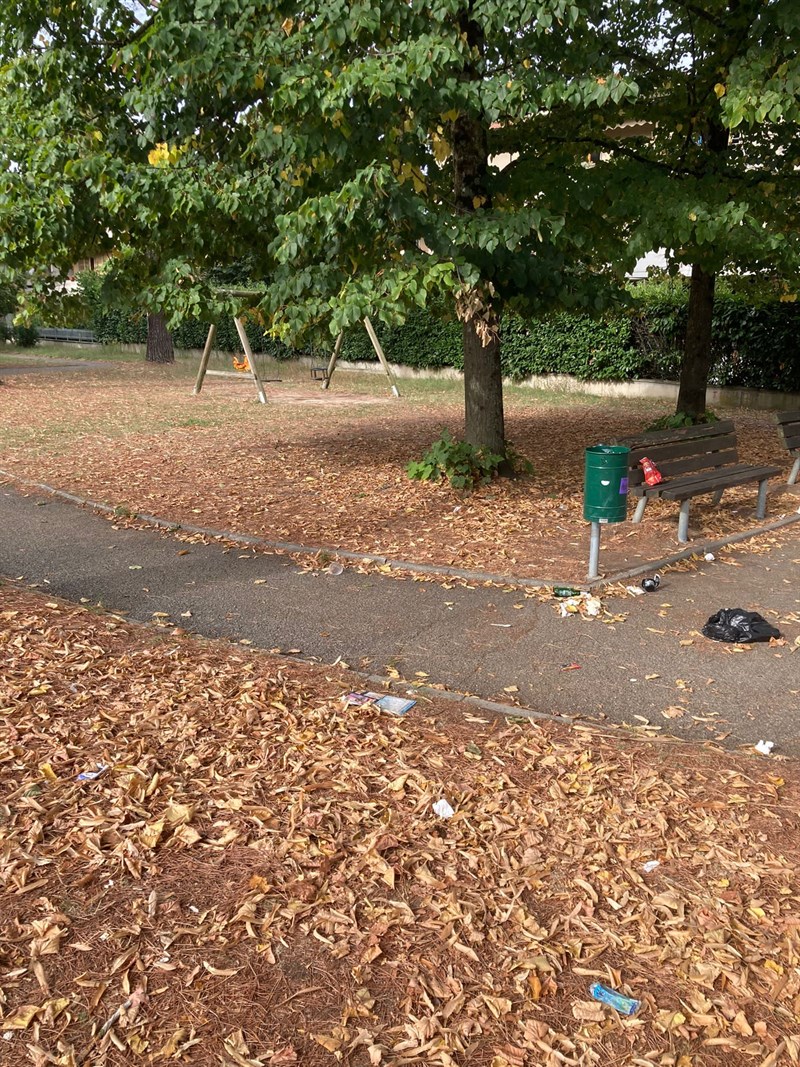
[0, 357, 797, 582]
[3, 584, 800, 1066]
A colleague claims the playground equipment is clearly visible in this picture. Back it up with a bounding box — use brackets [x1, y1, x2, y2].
[192, 290, 401, 402]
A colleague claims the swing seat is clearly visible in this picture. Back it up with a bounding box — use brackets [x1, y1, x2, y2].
[311, 365, 328, 381]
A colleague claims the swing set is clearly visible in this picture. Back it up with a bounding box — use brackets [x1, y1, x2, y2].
[192, 290, 401, 403]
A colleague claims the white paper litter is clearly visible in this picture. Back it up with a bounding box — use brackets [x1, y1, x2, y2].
[642, 860, 661, 873]
[704, 552, 715, 561]
[433, 799, 455, 819]
[755, 740, 775, 755]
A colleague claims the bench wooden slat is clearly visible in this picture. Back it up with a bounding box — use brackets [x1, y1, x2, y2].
[776, 410, 800, 426]
[630, 457, 748, 495]
[628, 445, 739, 487]
[623, 419, 735, 448]
[627, 433, 738, 465]
[662, 465, 781, 501]
[782, 434, 800, 452]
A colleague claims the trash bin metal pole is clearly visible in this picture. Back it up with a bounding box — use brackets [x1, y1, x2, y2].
[588, 521, 601, 580]
[789, 456, 800, 486]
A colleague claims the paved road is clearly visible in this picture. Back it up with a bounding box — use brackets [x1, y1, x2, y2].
[0, 360, 107, 375]
[2, 484, 799, 751]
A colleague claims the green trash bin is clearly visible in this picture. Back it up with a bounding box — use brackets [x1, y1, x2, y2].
[584, 444, 629, 524]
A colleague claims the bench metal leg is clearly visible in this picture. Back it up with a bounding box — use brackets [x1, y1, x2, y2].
[677, 500, 691, 543]
[711, 489, 724, 506]
[789, 456, 800, 486]
[756, 479, 769, 520]
[632, 497, 647, 523]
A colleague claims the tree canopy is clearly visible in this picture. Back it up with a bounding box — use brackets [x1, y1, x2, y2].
[1, 0, 798, 443]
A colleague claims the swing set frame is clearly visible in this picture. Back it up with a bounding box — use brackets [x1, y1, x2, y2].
[192, 291, 401, 403]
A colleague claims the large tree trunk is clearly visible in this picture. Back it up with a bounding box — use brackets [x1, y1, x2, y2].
[450, 13, 506, 458]
[675, 264, 716, 419]
[146, 312, 174, 364]
[463, 315, 505, 455]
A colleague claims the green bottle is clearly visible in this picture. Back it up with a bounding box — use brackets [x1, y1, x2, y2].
[552, 586, 581, 598]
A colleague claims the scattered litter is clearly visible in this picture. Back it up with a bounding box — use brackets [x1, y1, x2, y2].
[76, 763, 109, 782]
[641, 575, 661, 592]
[489, 623, 512, 628]
[639, 456, 663, 486]
[704, 552, 716, 561]
[626, 585, 646, 597]
[584, 596, 602, 617]
[432, 799, 455, 819]
[755, 740, 775, 756]
[553, 585, 581, 598]
[642, 860, 661, 873]
[327, 562, 344, 576]
[344, 691, 416, 716]
[561, 663, 581, 672]
[555, 590, 621, 622]
[702, 608, 781, 644]
[589, 981, 641, 1016]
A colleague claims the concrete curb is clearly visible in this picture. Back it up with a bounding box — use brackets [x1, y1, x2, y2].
[0, 469, 565, 589]
[2, 468, 798, 595]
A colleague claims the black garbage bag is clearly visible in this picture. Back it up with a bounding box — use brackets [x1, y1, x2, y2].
[702, 608, 781, 644]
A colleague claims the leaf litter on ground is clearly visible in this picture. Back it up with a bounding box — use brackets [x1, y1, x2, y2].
[1, 364, 798, 584]
[2, 585, 800, 1066]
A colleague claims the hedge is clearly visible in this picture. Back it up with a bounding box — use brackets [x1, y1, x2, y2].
[73, 275, 800, 393]
[340, 281, 800, 393]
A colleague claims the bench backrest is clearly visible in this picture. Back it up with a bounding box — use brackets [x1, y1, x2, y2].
[621, 420, 738, 490]
[777, 410, 800, 454]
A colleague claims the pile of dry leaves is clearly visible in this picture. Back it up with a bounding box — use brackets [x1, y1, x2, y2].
[2, 585, 800, 1066]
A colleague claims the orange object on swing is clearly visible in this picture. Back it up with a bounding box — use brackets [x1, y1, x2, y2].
[232, 354, 250, 373]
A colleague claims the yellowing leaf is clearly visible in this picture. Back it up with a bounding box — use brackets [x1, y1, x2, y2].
[203, 961, 240, 977]
[164, 802, 195, 827]
[731, 1011, 753, 1036]
[714, 83, 727, 98]
[2, 1004, 40, 1029]
[140, 818, 165, 849]
[314, 1032, 344, 1052]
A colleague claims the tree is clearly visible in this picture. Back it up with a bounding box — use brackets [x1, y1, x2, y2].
[0, 0, 646, 456]
[571, 0, 800, 418]
[146, 313, 175, 364]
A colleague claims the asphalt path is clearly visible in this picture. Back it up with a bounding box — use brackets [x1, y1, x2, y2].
[2, 484, 799, 752]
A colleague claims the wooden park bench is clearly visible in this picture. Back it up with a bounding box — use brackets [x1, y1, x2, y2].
[621, 420, 780, 543]
[776, 410, 800, 486]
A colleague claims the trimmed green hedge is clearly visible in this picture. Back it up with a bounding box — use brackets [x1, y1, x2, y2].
[74, 275, 800, 393]
[341, 281, 800, 393]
